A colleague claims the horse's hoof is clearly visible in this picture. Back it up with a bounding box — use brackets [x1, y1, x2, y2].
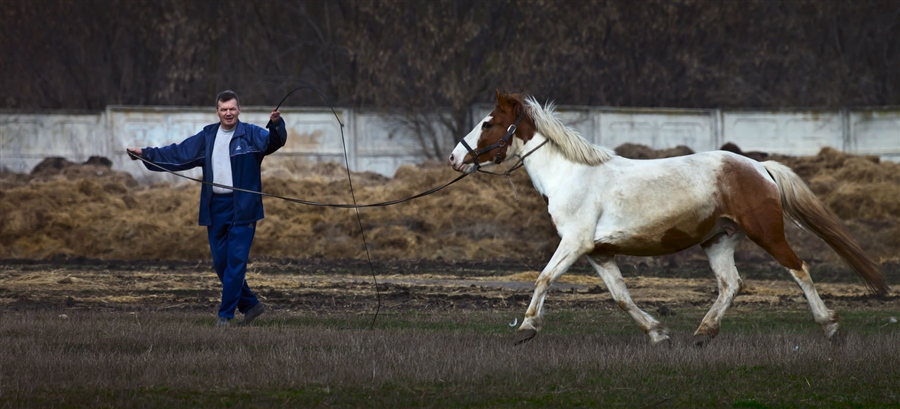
[652, 334, 673, 347]
[649, 328, 670, 345]
[692, 334, 712, 348]
[823, 321, 840, 340]
[514, 329, 537, 345]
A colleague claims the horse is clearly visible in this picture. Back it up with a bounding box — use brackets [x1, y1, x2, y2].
[448, 90, 889, 346]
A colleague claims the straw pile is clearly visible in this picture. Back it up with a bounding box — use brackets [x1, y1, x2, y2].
[2, 146, 898, 263]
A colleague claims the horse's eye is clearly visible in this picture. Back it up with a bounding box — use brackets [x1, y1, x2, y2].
[482, 122, 492, 130]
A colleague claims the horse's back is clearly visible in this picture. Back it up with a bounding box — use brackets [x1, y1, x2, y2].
[605, 150, 767, 191]
[590, 150, 780, 256]
[610, 150, 776, 194]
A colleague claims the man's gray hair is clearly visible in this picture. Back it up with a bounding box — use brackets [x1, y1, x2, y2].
[216, 90, 240, 107]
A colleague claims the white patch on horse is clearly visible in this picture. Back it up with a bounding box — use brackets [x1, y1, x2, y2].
[449, 114, 493, 173]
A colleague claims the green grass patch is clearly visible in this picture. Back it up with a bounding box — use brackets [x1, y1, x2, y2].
[2, 307, 898, 408]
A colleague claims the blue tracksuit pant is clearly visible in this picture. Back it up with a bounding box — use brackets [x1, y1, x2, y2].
[208, 194, 259, 319]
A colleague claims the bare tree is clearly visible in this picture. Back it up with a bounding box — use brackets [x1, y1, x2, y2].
[2, 0, 897, 115]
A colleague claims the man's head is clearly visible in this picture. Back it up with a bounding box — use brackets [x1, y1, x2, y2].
[216, 90, 241, 130]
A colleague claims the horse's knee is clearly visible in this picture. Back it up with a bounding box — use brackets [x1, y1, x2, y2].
[723, 276, 742, 296]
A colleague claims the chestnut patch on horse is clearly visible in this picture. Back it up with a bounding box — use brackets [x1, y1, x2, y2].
[470, 92, 538, 165]
[496, 92, 537, 143]
[591, 214, 720, 257]
[659, 227, 702, 252]
[717, 157, 803, 271]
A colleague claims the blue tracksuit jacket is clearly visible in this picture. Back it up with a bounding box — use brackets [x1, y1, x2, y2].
[140, 119, 287, 226]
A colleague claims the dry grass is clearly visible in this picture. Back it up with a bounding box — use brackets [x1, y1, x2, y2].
[1, 147, 898, 266]
[1, 308, 898, 408]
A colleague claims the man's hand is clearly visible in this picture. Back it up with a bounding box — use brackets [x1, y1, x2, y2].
[126, 148, 142, 160]
[269, 108, 281, 124]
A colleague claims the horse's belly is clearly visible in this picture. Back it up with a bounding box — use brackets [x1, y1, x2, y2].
[591, 231, 703, 257]
[592, 213, 721, 257]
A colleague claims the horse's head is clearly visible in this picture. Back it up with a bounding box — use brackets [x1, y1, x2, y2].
[449, 90, 534, 173]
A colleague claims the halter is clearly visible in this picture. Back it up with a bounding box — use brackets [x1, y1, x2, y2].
[459, 108, 526, 171]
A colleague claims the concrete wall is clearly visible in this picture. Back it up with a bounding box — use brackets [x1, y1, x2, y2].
[2, 105, 897, 183]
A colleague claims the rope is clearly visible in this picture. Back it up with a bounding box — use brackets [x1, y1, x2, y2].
[128, 86, 542, 329]
[473, 139, 548, 202]
[129, 86, 461, 330]
[129, 153, 469, 208]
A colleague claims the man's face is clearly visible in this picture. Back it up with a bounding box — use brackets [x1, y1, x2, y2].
[217, 98, 240, 130]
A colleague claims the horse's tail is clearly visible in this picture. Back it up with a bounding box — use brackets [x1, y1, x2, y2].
[762, 160, 888, 295]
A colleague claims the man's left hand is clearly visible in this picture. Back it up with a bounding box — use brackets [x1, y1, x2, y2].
[270, 109, 281, 123]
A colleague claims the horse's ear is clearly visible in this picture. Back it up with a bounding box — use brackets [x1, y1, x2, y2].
[495, 89, 511, 112]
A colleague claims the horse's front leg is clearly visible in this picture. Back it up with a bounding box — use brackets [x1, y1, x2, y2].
[516, 237, 592, 344]
[587, 255, 670, 345]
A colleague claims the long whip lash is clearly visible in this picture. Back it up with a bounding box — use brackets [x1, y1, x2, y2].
[282, 86, 383, 329]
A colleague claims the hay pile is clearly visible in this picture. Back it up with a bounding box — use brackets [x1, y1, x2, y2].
[1, 146, 898, 264]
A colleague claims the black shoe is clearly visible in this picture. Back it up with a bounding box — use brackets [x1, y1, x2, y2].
[216, 317, 231, 327]
[238, 302, 265, 326]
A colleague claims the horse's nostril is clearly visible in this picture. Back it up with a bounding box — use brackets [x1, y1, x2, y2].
[449, 154, 455, 163]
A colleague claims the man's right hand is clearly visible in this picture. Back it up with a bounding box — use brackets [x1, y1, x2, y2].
[127, 148, 142, 160]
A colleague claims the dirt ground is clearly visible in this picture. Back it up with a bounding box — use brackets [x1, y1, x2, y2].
[2, 144, 898, 316]
[2, 258, 896, 316]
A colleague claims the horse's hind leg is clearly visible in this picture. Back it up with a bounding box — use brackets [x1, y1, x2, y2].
[587, 255, 669, 344]
[742, 211, 840, 339]
[786, 262, 840, 338]
[694, 232, 746, 346]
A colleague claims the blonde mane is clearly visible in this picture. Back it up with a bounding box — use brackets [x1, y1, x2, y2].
[524, 96, 614, 165]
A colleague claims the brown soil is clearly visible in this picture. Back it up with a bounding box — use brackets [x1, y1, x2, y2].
[2, 258, 896, 314]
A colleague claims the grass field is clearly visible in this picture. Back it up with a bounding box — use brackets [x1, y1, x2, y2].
[2, 305, 898, 408]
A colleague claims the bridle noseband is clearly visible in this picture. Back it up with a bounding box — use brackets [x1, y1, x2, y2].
[459, 109, 526, 171]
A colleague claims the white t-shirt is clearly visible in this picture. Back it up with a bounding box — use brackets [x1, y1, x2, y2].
[212, 126, 235, 194]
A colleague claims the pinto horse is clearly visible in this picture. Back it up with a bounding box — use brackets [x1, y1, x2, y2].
[449, 90, 889, 346]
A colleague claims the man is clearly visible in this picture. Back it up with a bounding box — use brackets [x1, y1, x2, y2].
[127, 90, 286, 327]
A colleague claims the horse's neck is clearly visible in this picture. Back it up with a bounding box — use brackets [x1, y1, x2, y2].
[519, 134, 579, 196]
